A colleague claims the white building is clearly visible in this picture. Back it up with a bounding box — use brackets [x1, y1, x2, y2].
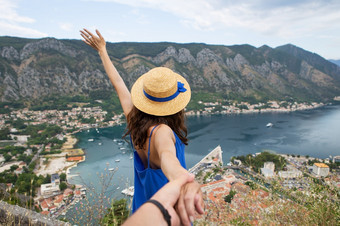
[261, 168, 275, 178]
[264, 162, 275, 172]
[313, 163, 329, 177]
[333, 156, 340, 163]
[41, 183, 60, 197]
[9, 134, 30, 143]
[261, 162, 275, 178]
[0, 155, 5, 164]
[278, 170, 302, 178]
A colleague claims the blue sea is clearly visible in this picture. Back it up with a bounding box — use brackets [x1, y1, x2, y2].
[65, 104, 340, 222]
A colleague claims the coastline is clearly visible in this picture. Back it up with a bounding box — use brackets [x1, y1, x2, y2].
[64, 103, 330, 175]
[34, 134, 85, 179]
[186, 102, 326, 116]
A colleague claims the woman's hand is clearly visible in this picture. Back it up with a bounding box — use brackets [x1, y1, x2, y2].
[176, 181, 205, 225]
[80, 28, 106, 52]
[152, 173, 195, 226]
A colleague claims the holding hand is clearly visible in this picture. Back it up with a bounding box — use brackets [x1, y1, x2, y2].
[123, 173, 197, 226]
[176, 181, 205, 225]
[80, 28, 106, 52]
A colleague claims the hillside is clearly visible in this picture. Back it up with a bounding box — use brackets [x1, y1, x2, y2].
[329, 59, 340, 67]
[1, 36, 340, 103]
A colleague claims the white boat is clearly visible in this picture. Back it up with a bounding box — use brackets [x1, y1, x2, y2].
[122, 186, 134, 196]
[119, 147, 126, 150]
[88, 138, 94, 142]
[98, 143, 102, 145]
[129, 156, 133, 160]
[109, 168, 115, 171]
[113, 139, 117, 142]
[266, 123, 273, 127]
[115, 159, 120, 162]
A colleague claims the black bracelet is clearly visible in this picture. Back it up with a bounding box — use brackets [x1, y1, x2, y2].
[145, 199, 171, 226]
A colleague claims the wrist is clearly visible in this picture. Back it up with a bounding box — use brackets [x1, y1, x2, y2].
[98, 47, 107, 56]
[145, 200, 171, 226]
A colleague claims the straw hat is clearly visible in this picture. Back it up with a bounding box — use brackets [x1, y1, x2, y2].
[131, 67, 191, 116]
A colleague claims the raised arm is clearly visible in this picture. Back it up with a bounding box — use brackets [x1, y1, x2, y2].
[80, 29, 133, 117]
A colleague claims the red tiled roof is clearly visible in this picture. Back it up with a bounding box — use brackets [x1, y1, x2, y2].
[40, 200, 48, 209]
[41, 211, 49, 215]
[54, 194, 64, 203]
[201, 179, 226, 187]
[67, 156, 83, 161]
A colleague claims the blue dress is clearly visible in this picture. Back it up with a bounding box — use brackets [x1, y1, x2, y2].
[131, 125, 187, 213]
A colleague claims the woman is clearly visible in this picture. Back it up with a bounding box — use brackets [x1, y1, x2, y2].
[80, 29, 204, 225]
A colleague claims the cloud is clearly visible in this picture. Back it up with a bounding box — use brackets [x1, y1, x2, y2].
[59, 23, 74, 32]
[0, 0, 35, 23]
[0, 21, 47, 37]
[88, 0, 340, 38]
[0, 0, 47, 37]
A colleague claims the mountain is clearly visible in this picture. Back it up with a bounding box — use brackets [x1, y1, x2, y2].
[329, 59, 340, 67]
[1, 37, 340, 103]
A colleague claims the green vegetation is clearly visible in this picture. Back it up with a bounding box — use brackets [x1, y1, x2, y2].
[224, 190, 236, 203]
[187, 91, 224, 111]
[232, 152, 286, 173]
[18, 124, 64, 145]
[59, 182, 67, 191]
[0, 128, 10, 140]
[245, 181, 258, 190]
[0, 168, 52, 208]
[60, 173, 67, 182]
[101, 198, 129, 225]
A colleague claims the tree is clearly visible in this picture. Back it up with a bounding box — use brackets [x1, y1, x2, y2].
[10, 165, 19, 172]
[224, 190, 236, 203]
[43, 174, 51, 184]
[59, 182, 67, 191]
[0, 128, 10, 140]
[4, 153, 12, 162]
[60, 173, 67, 182]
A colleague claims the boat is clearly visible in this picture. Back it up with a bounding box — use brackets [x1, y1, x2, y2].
[115, 159, 120, 162]
[88, 138, 94, 142]
[266, 123, 273, 128]
[122, 186, 134, 196]
[122, 151, 126, 154]
[113, 139, 117, 142]
[129, 156, 133, 160]
[119, 147, 126, 150]
[108, 168, 115, 171]
[98, 143, 102, 145]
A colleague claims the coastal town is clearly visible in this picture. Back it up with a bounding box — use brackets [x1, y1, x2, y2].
[0, 99, 339, 224]
[187, 146, 339, 225]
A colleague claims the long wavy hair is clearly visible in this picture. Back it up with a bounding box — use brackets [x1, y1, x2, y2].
[124, 106, 188, 150]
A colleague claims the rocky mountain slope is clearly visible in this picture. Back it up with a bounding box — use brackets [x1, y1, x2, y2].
[329, 59, 340, 67]
[1, 36, 340, 102]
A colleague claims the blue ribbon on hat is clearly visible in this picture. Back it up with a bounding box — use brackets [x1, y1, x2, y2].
[143, 81, 187, 102]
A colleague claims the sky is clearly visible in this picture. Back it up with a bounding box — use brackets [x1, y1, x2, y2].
[0, 0, 340, 60]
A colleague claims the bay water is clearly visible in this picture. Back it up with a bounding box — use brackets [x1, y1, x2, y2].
[66, 104, 340, 221]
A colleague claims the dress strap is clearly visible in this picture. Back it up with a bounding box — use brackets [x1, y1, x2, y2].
[147, 125, 159, 168]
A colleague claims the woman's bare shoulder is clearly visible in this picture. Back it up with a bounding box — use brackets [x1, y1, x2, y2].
[152, 124, 175, 141]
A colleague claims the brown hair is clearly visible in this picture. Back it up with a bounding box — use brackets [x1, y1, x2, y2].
[124, 106, 188, 149]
